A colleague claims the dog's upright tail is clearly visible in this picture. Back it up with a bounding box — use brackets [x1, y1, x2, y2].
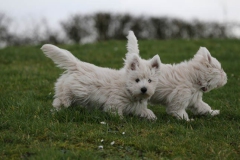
[126, 31, 139, 55]
[41, 44, 80, 70]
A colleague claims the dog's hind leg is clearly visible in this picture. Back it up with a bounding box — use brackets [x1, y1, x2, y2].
[166, 98, 191, 121]
[53, 75, 73, 110]
[52, 95, 72, 111]
[52, 98, 62, 111]
[167, 108, 190, 121]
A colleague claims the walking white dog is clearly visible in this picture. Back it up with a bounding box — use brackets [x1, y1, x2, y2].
[41, 43, 161, 120]
[126, 31, 227, 121]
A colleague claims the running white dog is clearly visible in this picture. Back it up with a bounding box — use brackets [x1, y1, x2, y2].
[127, 31, 227, 121]
[41, 43, 161, 120]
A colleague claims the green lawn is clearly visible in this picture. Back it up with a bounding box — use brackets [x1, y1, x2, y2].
[0, 39, 240, 159]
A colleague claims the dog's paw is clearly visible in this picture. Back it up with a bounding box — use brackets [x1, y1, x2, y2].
[50, 108, 60, 113]
[210, 110, 220, 116]
[187, 118, 194, 122]
[140, 109, 157, 120]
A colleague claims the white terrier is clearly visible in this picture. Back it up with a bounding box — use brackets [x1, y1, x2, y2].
[41, 43, 161, 120]
[127, 31, 227, 121]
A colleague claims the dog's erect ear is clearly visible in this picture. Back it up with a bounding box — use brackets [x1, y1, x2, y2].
[126, 53, 140, 71]
[197, 47, 212, 63]
[150, 55, 161, 70]
[206, 50, 212, 63]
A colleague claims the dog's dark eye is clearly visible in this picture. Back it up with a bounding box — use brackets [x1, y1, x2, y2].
[148, 79, 152, 83]
[135, 78, 140, 83]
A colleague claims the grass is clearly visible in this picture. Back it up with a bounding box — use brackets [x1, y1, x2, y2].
[0, 39, 240, 159]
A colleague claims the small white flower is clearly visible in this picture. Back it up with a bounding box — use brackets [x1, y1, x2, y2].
[98, 145, 103, 149]
[122, 132, 125, 135]
[110, 141, 115, 145]
[101, 139, 104, 142]
[100, 121, 106, 125]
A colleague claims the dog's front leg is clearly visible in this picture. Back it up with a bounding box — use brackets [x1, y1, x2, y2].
[191, 99, 220, 116]
[117, 107, 124, 119]
[140, 108, 157, 120]
[137, 102, 157, 120]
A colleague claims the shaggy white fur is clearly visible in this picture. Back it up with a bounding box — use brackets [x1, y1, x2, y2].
[126, 31, 227, 121]
[41, 43, 161, 120]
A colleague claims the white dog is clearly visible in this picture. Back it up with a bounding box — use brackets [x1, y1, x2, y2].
[127, 31, 227, 121]
[41, 43, 161, 120]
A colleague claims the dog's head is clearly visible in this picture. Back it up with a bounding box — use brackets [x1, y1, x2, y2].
[193, 47, 227, 92]
[124, 53, 161, 100]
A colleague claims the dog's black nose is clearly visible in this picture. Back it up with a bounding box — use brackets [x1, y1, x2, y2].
[141, 87, 147, 93]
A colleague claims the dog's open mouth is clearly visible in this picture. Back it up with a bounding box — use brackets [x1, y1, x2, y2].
[139, 93, 150, 98]
[201, 87, 207, 92]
